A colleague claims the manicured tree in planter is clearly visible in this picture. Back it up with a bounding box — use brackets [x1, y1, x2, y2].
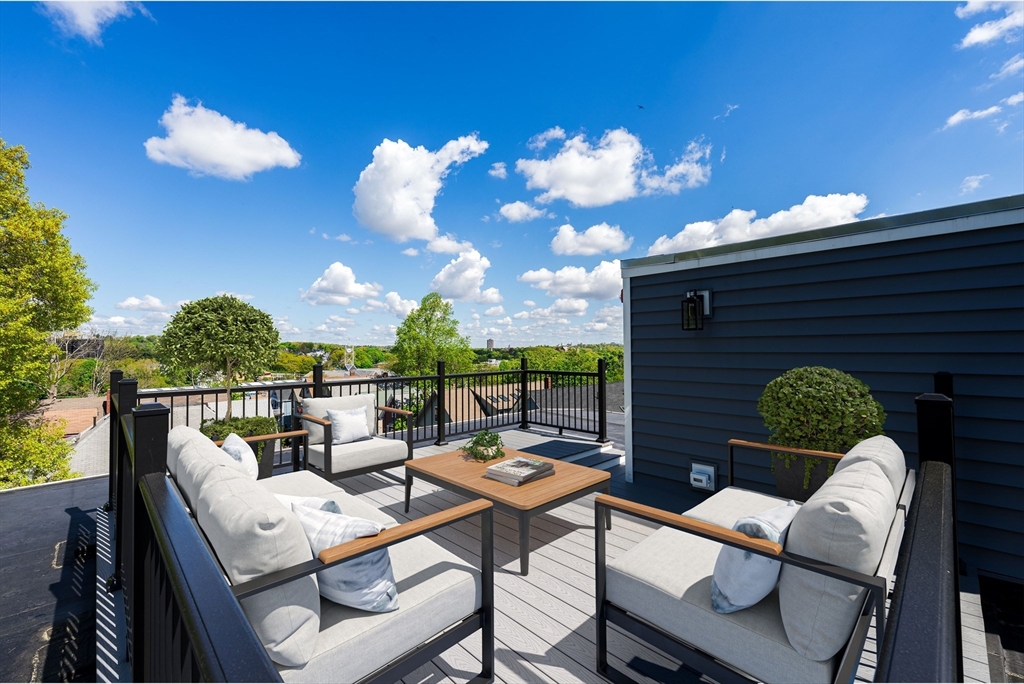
[160, 295, 280, 421]
[757, 366, 886, 499]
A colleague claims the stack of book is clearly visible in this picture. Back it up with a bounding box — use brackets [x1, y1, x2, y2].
[484, 457, 554, 486]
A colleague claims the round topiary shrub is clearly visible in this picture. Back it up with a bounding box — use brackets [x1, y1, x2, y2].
[757, 366, 886, 493]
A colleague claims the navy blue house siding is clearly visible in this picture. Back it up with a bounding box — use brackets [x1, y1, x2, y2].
[624, 197, 1024, 580]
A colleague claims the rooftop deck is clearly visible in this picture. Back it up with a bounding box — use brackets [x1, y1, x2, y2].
[0, 425, 1001, 683]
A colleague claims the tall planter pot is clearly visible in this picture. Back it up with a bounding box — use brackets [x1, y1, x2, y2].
[772, 453, 831, 502]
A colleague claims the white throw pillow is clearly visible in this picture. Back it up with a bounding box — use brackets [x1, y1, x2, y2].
[779, 460, 896, 661]
[327, 407, 371, 445]
[291, 503, 399, 613]
[220, 432, 260, 479]
[711, 500, 800, 613]
[273, 493, 341, 514]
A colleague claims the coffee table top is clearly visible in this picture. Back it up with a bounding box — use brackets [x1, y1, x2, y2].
[407, 449, 611, 511]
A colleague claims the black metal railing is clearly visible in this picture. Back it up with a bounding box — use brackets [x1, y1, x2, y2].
[108, 375, 278, 681]
[133, 359, 609, 459]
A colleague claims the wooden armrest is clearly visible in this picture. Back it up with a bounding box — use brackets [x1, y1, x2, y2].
[300, 414, 331, 427]
[728, 438, 844, 461]
[595, 494, 782, 556]
[378, 405, 414, 417]
[212, 429, 307, 446]
[319, 499, 492, 564]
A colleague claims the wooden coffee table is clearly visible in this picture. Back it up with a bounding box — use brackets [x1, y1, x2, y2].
[405, 449, 611, 575]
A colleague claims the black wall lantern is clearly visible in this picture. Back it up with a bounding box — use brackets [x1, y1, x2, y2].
[682, 289, 711, 330]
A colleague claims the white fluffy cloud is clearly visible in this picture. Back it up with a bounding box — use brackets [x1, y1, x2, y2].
[1005, 91, 1024, 106]
[961, 174, 990, 194]
[518, 260, 621, 300]
[382, 292, 418, 318]
[944, 105, 1002, 128]
[40, 1, 145, 44]
[314, 315, 355, 337]
[528, 126, 567, 151]
[513, 298, 589, 326]
[515, 128, 711, 208]
[86, 311, 171, 335]
[956, 1, 1023, 48]
[584, 305, 623, 333]
[991, 54, 1024, 80]
[484, 306, 505, 316]
[648, 193, 869, 255]
[401, 248, 419, 257]
[427, 234, 474, 253]
[275, 316, 301, 335]
[144, 95, 301, 180]
[352, 134, 488, 243]
[488, 162, 507, 179]
[550, 222, 633, 256]
[523, 300, 536, 307]
[430, 249, 502, 303]
[116, 294, 169, 311]
[302, 262, 382, 305]
[498, 201, 552, 222]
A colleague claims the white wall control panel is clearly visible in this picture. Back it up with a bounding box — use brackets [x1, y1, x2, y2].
[690, 462, 716, 492]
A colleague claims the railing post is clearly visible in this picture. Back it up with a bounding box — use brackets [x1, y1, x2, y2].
[112, 378, 137, 593]
[313, 363, 324, 398]
[435, 361, 447, 446]
[129, 402, 170, 677]
[596, 358, 609, 444]
[520, 357, 529, 430]
[915, 391, 962, 680]
[105, 369, 123, 512]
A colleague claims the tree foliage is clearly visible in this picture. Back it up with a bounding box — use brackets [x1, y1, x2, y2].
[160, 295, 279, 419]
[0, 137, 93, 488]
[390, 293, 473, 376]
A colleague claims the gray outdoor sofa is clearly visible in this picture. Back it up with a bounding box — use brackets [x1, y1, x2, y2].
[596, 436, 915, 684]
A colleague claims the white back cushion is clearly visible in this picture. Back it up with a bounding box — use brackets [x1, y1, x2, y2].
[171, 425, 249, 512]
[196, 469, 321, 666]
[779, 460, 896, 661]
[834, 435, 906, 497]
[302, 394, 376, 445]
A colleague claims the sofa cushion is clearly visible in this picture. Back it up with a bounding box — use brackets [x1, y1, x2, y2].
[170, 425, 249, 512]
[302, 395, 377, 445]
[684, 486, 794, 527]
[273, 494, 342, 514]
[291, 503, 399, 613]
[834, 435, 906, 498]
[276, 535, 481, 683]
[196, 469, 321, 667]
[779, 460, 896, 661]
[712, 500, 799, 614]
[221, 432, 259, 479]
[258, 470, 399, 528]
[607, 526, 837, 683]
[307, 437, 408, 475]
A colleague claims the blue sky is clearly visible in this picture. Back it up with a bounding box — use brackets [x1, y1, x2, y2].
[2, 2, 1022, 346]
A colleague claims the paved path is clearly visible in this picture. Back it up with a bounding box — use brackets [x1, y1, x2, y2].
[69, 416, 110, 478]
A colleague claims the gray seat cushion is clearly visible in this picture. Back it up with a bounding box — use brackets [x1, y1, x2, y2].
[607, 526, 837, 683]
[307, 437, 408, 474]
[684, 486, 795, 528]
[302, 395, 377, 445]
[276, 535, 482, 683]
[258, 471, 399, 528]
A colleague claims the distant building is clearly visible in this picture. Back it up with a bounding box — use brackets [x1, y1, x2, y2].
[486, 338, 494, 350]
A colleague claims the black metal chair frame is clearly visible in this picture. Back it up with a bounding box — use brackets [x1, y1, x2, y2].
[300, 405, 415, 484]
[594, 498, 888, 684]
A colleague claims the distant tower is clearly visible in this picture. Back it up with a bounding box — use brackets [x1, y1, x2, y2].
[486, 338, 494, 350]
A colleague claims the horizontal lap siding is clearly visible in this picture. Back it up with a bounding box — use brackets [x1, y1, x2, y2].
[628, 222, 1024, 579]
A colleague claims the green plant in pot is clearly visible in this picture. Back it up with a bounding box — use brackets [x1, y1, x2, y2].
[200, 416, 279, 472]
[460, 429, 505, 462]
[757, 366, 886, 500]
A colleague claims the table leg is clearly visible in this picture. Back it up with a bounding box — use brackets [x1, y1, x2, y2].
[404, 472, 413, 514]
[604, 485, 612, 530]
[519, 512, 530, 576]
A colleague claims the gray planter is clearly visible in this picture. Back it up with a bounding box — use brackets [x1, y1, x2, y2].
[773, 453, 830, 502]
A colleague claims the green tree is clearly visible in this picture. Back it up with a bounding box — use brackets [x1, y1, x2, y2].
[390, 293, 473, 376]
[160, 295, 280, 420]
[0, 138, 93, 488]
[271, 350, 317, 375]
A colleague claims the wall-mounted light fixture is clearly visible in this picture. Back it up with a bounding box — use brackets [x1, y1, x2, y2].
[682, 289, 712, 330]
